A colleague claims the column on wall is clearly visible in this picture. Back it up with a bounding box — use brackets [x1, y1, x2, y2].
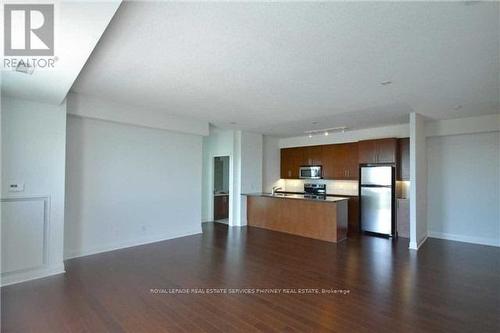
[409, 112, 428, 250]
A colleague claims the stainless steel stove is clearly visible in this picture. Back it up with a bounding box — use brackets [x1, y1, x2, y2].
[304, 183, 327, 198]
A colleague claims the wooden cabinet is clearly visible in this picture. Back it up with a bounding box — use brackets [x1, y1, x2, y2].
[377, 138, 398, 163]
[280, 139, 396, 179]
[358, 140, 377, 164]
[347, 196, 360, 235]
[397, 138, 410, 181]
[322, 143, 358, 180]
[214, 195, 229, 220]
[358, 138, 397, 164]
[281, 145, 323, 179]
[339, 142, 359, 180]
[247, 196, 348, 243]
[321, 144, 335, 179]
[304, 145, 323, 166]
[281, 143, 358, 180]
[280, 147, 302, 179]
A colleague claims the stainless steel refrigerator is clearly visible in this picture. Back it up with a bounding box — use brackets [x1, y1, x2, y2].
[360, 166, 395, 236]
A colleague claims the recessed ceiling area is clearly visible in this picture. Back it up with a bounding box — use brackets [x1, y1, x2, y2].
[1, 1, 121, 105]
[71, 1, 500, 137]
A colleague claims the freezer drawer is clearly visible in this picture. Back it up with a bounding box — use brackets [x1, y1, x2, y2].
[360, 166, 392, 186]
[361, 186, 392, 235]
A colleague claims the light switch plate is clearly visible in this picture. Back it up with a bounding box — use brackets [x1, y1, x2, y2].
[8, 183, 24, 192]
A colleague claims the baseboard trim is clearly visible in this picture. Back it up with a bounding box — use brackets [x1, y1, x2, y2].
[1, 264, 66, 287]
[64, 228, 203, 260]
[428, 231, 500, 247]
[409, 235, 428, 250]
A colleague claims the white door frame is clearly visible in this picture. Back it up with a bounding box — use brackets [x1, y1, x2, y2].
[209, 154, 232, 225]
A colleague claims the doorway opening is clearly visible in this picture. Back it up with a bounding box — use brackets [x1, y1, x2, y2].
[213, 156, 230, 224]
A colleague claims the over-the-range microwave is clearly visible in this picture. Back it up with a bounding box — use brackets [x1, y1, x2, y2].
[299, 166, 322, 179]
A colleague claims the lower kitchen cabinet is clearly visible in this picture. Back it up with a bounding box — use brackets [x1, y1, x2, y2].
[347, 197, 360, 235]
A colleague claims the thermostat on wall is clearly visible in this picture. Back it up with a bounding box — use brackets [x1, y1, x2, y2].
[9, 183, 24, 192]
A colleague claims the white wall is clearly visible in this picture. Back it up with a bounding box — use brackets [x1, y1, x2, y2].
[68, 92, 209, 136]
[409, 113, 428, 250]
[427, 132, 500, 247]
[65, 115, 203, 258]
[262, 136, 281, 193]
[1, 97, 67, 285]
[238, 131, 263, 226]
[426, 114, 500, 138]
[240, 132, 263, 195]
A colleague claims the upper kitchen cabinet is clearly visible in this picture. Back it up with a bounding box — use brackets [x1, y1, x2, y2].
[304, 145, 323, 166]
[358, 138, 397, 164]
[397, 138, 410, 180]
[280, 147, 303, 179]
[322, 142, 358, 180]
[343, 142, 359, 179]
[321, 144, 336, 179]
[281, 146, 323, 179]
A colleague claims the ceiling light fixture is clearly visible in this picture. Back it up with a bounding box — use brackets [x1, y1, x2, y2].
[305, 126, 347, 138]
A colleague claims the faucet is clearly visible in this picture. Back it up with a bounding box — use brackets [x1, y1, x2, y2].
[272, 186, 282, 195]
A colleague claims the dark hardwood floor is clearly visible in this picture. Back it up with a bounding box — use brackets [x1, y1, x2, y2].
[2, 223, 499, 332]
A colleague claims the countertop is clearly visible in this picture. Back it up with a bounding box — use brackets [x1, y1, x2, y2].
[243, 193, 349, 203]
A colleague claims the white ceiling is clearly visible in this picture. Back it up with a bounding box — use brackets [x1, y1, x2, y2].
[71, 1, 500, 137]
[1, 1, 121, 104]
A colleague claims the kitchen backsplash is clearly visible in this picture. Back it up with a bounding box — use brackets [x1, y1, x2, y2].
[278, 179, 359, 196]
[270, 179, 410, 197]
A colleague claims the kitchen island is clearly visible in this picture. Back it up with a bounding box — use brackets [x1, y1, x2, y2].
[244, 193, 348, 243]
